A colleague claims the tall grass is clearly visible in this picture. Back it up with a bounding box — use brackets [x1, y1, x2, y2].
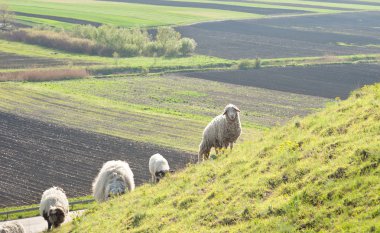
[0, 69, 88, 81]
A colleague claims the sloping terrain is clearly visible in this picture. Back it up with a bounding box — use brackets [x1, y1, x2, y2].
[0, 112, 193, 207]
[56, 83, 379, 232]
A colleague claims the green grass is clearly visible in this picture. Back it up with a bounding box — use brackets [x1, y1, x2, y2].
[0, 75, 326, 152]
[1, 0, 262, 28]
[54, 83, 380, 233]
[0, 196, 94, 221]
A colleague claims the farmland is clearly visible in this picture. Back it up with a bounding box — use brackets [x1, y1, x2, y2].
[177, 11, 380, 59]
[0, 0, 379, 226]
[183, 63, 380, 99]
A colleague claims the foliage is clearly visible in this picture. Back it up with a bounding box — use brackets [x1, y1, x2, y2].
[237, 58, 261, 70]
[3, 25, 197, 58]
[0, 4, 14, 31]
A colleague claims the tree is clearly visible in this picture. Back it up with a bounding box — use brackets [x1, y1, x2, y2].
[0, 4, 14, 31]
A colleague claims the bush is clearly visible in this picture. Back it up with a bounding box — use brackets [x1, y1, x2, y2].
[178, 38, 197, 56]
[3, 25, 197, 58]
[238, 58, 261, 70]
[143, 42, 164, 57]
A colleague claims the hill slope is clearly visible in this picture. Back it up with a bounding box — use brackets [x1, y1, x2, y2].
[56, 84, 379, 233]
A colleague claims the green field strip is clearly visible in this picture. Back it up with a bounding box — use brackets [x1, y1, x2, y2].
[1, 0, 262, 27]
[14, 15, 75, 28]
[166, 0, 344, 13]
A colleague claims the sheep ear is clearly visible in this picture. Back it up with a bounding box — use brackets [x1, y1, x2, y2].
[169, 169, 175, 173]
[233, 106, 240, 112]
[223, 110, 227, 115]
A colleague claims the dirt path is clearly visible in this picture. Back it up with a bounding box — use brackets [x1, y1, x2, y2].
[0, 210, 84, 233]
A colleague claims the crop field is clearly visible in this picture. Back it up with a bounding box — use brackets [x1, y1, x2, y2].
[0, 111, 193, 207]
[177, 11, 380, 59]
[1, 0, 261, 28]
[183, 63, 380, 99]
[4, 0, 378, 29]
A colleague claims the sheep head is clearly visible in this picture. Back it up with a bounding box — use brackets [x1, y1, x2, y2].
[106, 173, 126, 200]
[223, 104, 240, 121]
[48, 207, 65, 227]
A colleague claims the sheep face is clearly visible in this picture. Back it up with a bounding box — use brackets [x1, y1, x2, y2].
[155, 170, 174, 183]
[223, 104, 240, 121]
[155, 171, 166, 183]
[105, 175, 126, 200]
[48, 207, 65, 228]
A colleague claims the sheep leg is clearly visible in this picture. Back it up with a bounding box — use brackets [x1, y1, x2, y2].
[48, 221, 52, 230]
[204, 151, 210, 160]
[152, 175, 155, 184]
[198, 153, 203, 163]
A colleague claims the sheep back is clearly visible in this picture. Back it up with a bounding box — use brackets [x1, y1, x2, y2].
[0, 222, 25, 233]
[92, 160, 135, 202]
[39, 187, 69, 217]
[149, 153, 170, 175]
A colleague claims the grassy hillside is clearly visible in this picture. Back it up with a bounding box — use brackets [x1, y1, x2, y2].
[55, 83, 379, 232]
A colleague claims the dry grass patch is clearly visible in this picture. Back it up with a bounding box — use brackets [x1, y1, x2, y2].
[0, 68, 89, 81]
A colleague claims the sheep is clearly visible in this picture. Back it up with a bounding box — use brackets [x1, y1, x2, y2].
[198, 104, 242, 162]
[92, 160, 135, 202]
[0, 221, 25, 233]
[39, 186, 69, 230]
[149, 153, 174, 183]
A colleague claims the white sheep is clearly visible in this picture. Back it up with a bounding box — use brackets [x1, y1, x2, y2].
[198, 104, 242, 162]
[92, 160, 135, 202]
[149, 153, 173, 183]
[39, 186, 69, 230]
[0, 221, 25, 233]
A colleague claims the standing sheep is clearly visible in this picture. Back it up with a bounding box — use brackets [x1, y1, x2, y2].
[92, 160, 135, 202]
[198, 104, 242, 162]
[0, 221, 25, 233]
[39, 186, 69, 230]
[149, 153, 173, 183]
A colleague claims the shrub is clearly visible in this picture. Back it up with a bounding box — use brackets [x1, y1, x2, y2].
[178, 38, 197, 56]
[3, 25, 197, 58]
[238, 58, 261, 70]
[143, 42, 165, 57]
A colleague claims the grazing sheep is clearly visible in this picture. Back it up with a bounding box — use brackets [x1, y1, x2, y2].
[39, 187, 69, 230]
[0, 221, 25, 233]
[92, 160, 135, 202]
[149, 153, 174, 183]
[198, 104, 242, 162]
